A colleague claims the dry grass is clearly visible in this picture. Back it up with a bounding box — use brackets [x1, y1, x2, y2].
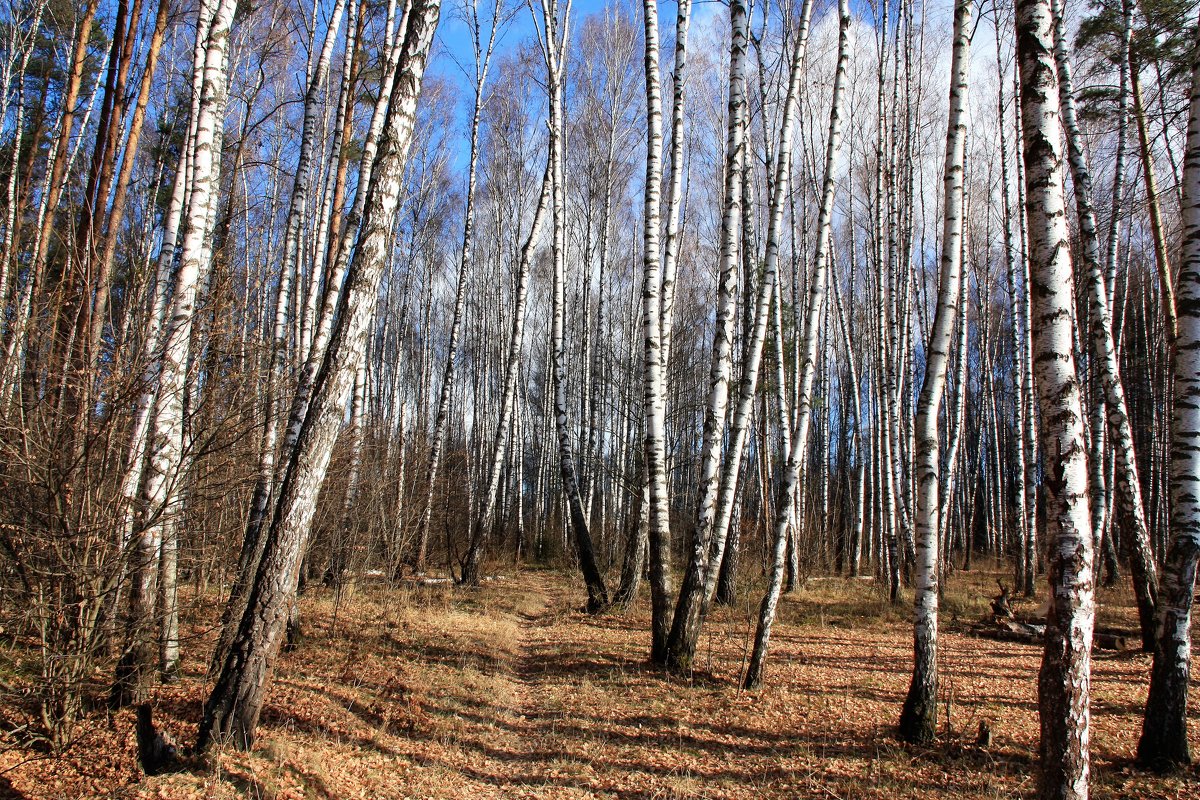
[1, 564, 1197, 799]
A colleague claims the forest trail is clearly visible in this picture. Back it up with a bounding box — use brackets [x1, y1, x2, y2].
[4, 568, 1194, 799]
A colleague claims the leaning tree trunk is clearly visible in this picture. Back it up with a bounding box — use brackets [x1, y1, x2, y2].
[197, 0, 441, 752]
[744, 0, 849, 691]
[1015, 0, 1096, 797]
[1050, 0, 1158, 651]
[462, 163, 552, 585]
[1137, 13, 1200, 770]
[1130, 55, 1177, 347]
[112, 0, 233, 707]
[541, 0, 608, 612]
[898, 0, 971, 744]
[661, 0, 747, 672]
[243, 0, 348, 564]
[214, 0, 351, 672]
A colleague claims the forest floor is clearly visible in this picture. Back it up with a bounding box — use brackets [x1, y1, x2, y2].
[2, 564, 1198, 799]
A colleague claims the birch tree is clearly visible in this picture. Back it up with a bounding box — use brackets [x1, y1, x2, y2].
[198, 0, 442, 750]
[462, 164, 552, 584]
[1137, 9, 1200, 769]
[898, 0, 971, 744]
[537, 0, 608, 611]
[1016, 0, 1096, 795]
[1050, 0, 1158, 652]
[415, 0, 502, 576]
[113, 0, 236, 706]
[744, 0, 850, 690]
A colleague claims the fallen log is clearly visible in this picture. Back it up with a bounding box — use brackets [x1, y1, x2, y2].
[961, 617, 1132, 651]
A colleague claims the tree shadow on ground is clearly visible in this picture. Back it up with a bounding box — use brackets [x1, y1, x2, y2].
[0, 773, 29, 800]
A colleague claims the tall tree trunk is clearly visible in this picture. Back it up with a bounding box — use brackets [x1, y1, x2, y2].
[1130, 54, 1177, 346]
[664, 0, 814, 671]
[995, 12, 1030, 596]
[639, 0, 672, 650]
[661, 0, 746, 671]
[898, 0, 971, 744]
[113, 0, 235, 707]
[197, 0, 440, 751]
[1015, 0, 1096, 796]
[1050, 0, 1158, 652]
[213, 0, 353, 669]
[833, 274, 865, 578]
[541, 0, 608, 612]
[462, 164, 552, 584]
[744, 0, 850, 691]
[418, 0, 500, 576]
[1137, 13, 1200, 769]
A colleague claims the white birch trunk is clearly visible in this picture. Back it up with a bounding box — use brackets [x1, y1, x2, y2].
[113, 0, 235, 704]
[640, 0, 672, 652]
[541, 0, 608, 611]
[198, 0, 440, 751]
[660, 0, 746, 672]
[744, 0, 850, 690]
[1137, 13, 1200, 768]
[1050, 0, 1158, 651]
[464, 164, 552, 583]
[898, 0, 971, 743]
[1016, 0, 1096, 794]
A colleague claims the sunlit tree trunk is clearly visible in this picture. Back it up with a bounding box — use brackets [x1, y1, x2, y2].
[113, 0, 234, 706]
[213, 0, 354, 669]
[540, 0, 608, 611]
[661, 0, 746, 672]
[898, 0, 971, 744]
[744, 0, 850, 690]
[198, 0, 440, 751]
[1130, 53, 1177, 346]
[1016, 0, 1096, 795]
[1050, 0, 1157, 651]
[463, 165, 552, 584]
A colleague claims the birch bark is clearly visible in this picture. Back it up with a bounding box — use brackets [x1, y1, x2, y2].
[113, 0, 235, 705]
[540, 0, 609, 612]
[1050, 0, 1158, 652]
[744, 0, 850, 690]
[898, 0, 971, 743]
[661, 0, 746, 672]
[198, 0, 440, 750]
[1015, 0, 1096, 794]
[1137, 10, 1200, 769]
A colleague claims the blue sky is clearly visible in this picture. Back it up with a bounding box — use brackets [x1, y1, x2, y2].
[422, 0, 729, 170]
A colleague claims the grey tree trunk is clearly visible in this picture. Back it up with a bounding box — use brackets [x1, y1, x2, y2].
[1137, 12, 1200, 769]
[639, 0, 672, 652]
